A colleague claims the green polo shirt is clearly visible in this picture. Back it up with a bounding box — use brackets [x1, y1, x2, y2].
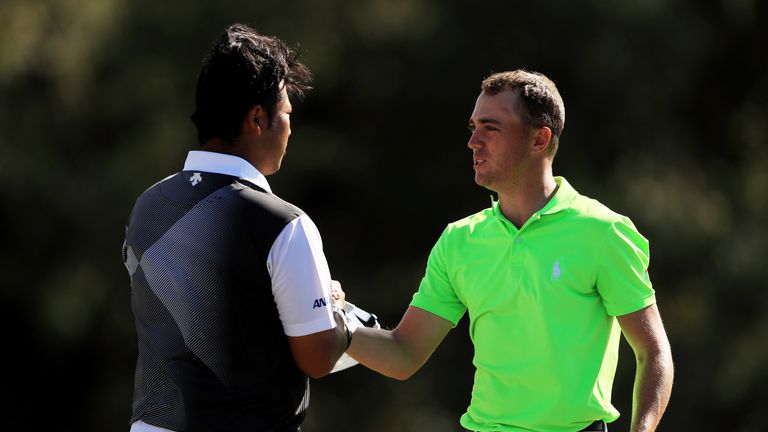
[411, 177, 656, 432]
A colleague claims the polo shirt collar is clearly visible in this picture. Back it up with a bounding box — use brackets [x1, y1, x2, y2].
[183, 150, 272, 193]
[539, 176, 578, 215]
[491, 176, 578, 218]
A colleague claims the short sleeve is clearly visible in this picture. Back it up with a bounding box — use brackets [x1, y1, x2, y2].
[410, 227, 467, 326]
[267, 215, 337, 337]
[596, 216, 656, 316]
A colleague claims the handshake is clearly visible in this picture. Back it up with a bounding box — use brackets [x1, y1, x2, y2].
[330, 300, 381, 373]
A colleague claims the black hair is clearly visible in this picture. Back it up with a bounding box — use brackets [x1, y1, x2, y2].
[190, 24, 312, 144]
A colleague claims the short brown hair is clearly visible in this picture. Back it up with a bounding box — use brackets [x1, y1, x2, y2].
[481, 70, 565, 156]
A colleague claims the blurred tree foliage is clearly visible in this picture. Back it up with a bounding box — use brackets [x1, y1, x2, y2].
[1, 0, 766, 430]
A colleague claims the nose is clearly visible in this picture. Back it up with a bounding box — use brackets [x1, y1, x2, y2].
[468, 130, 482, 149]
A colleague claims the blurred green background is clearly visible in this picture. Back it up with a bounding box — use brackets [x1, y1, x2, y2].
[1, 0, 766, 430]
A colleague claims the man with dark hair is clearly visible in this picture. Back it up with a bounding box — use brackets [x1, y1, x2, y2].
[346, 69, 674, 432]
[122, 24, 350, 432]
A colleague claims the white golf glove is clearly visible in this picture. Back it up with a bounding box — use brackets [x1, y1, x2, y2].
[330, 302, 380, 373]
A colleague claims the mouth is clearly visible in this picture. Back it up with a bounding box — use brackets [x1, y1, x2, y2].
[473, 159, 486, 167]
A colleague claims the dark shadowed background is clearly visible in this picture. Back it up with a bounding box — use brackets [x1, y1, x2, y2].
[1, 0, 766, 430]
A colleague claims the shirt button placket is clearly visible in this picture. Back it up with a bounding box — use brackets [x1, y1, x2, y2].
[511, 234, 523, 263]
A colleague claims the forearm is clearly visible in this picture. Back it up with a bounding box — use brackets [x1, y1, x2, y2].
[346, 326, 421, 380]
[326, 311, 355, 371]
[346, 306, 453, 380]
[287, 312, 350, 379]
[630, 348, 674, 432]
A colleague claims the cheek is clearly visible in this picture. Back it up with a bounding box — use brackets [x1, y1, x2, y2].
[494, 142, 522, 165]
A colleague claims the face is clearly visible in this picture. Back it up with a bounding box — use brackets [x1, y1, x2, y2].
[467, 90, 535, 192]
[259, 85, 292, 175]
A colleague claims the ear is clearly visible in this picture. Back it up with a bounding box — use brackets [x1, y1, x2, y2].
[530, 126, 553, 154]
[243, 105, 266, 135]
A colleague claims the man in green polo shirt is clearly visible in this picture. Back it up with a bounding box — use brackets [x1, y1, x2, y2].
[346, 70, 674, 432]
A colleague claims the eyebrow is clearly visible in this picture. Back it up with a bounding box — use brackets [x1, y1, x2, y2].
[469, 118, 502, 126]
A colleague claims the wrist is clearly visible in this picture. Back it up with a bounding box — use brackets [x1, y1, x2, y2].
[332, 306, 352, 349]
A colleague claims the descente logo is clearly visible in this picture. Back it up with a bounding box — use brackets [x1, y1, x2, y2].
[312, 297, 328, 309]
[190, 172, 203, 186]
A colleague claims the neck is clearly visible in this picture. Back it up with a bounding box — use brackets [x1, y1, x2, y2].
[497, 171, 558, 229]
[201, 138, 243, 157]
[201, 138, 264, 172]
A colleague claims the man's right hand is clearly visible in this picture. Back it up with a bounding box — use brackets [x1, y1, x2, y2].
[331, 280, 345, 309]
